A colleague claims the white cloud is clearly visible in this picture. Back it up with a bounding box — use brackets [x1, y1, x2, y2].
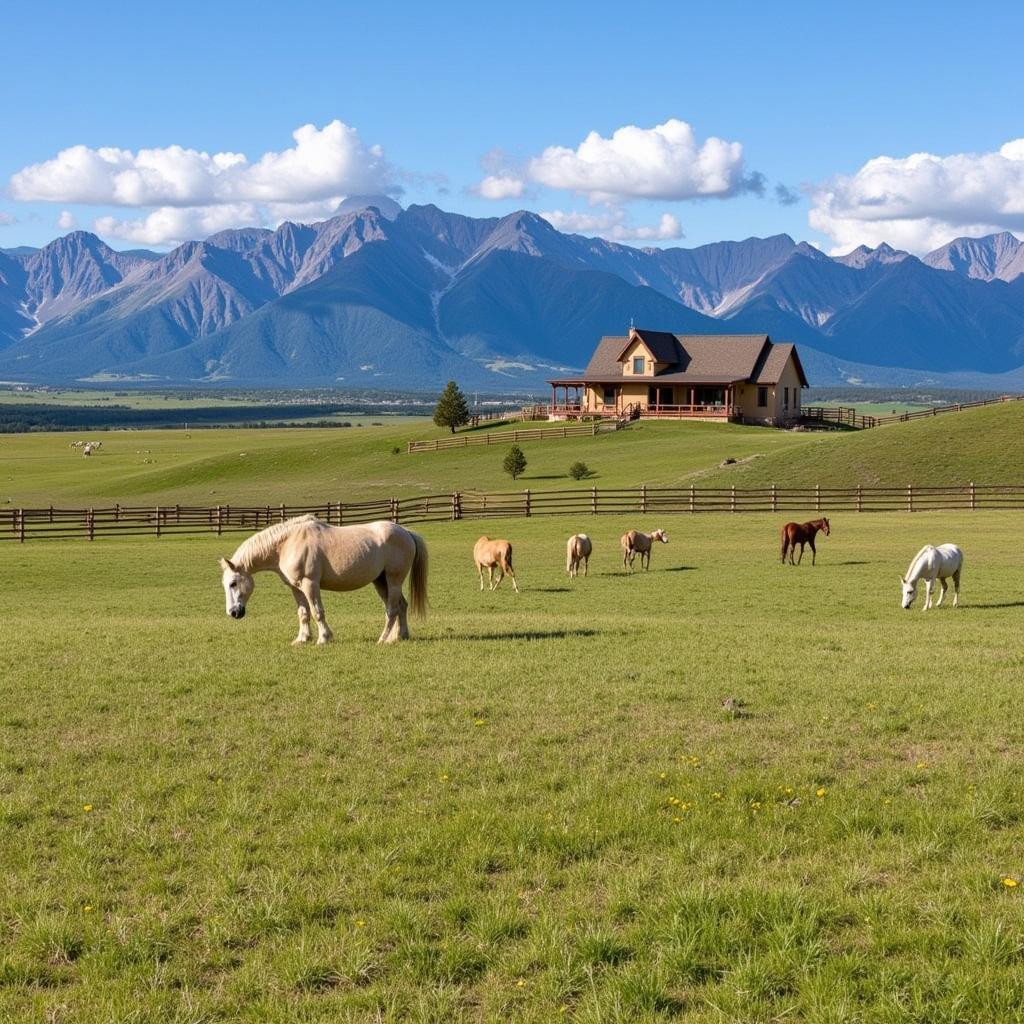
[526, 119, 759, 203]
[809, 139, 1024, 253]
[475, 174, 526, 200]
[9, 120, 397, 208]
[540, 208, 683, 242]
[94, 204, 264, 246]
[57, 210, 77, 230]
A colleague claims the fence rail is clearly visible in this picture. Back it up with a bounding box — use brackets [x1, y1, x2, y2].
[407, 419, 626, 452]
[3, 483, 1022, 542]
[804, 393, 1024, 430]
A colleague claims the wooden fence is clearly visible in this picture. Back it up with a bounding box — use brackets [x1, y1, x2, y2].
[407, 418, 627, 452]
[804, 392, 1024, 430]
[3, 483, 1023, 542]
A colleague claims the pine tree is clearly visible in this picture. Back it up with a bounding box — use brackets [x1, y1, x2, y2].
[503, 445, 527, 480]
[433, 380, 471, 433]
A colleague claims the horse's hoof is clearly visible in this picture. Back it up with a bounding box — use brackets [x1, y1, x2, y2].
[291, 637, 310, 646]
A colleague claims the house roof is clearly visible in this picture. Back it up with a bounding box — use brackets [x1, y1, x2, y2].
[575, 330, 804, 386]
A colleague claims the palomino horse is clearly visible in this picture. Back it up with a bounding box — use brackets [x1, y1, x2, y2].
[566, 533, 592, 578]
[474, 536, 519, 592]
[900, 544, 963, 610]
[780, 518, 830, 565]
[621, 529, 668, 572]
[219, 515, 428, 645]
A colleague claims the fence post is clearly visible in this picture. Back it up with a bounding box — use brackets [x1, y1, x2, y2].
[452, 492, 462, 521]
[525, 489, 531, 517]
[641, 485, 647, 515]
[156, 506, 161, 538]
[907, 483, 913, 513]
[88, 508, 94, 542]
[390, 497, 399, 523]
[731, 486, 736, 513]
[591, 486, 598, 514]
[815, 485, 820, 513]
[17, 509, 24, 544]
[771, 483, 777, 513]
[280, 503, 286, 522]
[216, 506, 223, 536]
[857, 485, 863, 513]
[225, 504, 231, 531]
[970, 481, 976, 511]
[114, 503, 120, 522]
[48, 505, 53, 523]
[689, 484, 695, 514]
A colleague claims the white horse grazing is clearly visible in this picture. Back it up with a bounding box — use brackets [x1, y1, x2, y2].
[621, 528, 668, 572]
[900, 544, 963, 610]
[219, 515, 428, 644]
[566, 533, 592, 578]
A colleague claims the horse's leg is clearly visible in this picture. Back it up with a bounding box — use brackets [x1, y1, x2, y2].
[299, 579, 333, 644]
[488, 564, 497, 590]
[478, 562, 486, 591]
[953, 568, 961, 607]
[373, 575, 392, 643]
[796, 542, 804, 565]
[810, 537, 817, 566]
[506, 559, 519, 594]
[935, 578, 947, 607]
[583, 555, 588, 577]
[923, 579, 933, 611]
[290, 586, 312, 645]
[379, 573, 406, 644]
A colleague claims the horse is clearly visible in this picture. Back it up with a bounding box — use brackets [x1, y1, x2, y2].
[218, 515, 428, 645]
[474, 536, 519, 592]
[566, 533, 592, 578]
[621, 529, 668, 572]
[780, 518, 830, 565]
[900, 544, 963, 610]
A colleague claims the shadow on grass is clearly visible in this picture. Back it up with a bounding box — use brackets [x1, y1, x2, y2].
[595, 566, 696, 576]
[834, 560, 871, 565]
[532, 587, 572, 593]
[456, 629, 600, 641]
[969, 601, 1024, 610]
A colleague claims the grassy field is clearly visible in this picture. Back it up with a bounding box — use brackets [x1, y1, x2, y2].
[4, 512, 1024, 1022]
[0, 419, 812, 508]
[705, 402, 1024, 489]
[5, 405, 1024, 1020]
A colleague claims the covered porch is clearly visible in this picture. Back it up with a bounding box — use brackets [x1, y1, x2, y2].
[549, 379, 741, 421]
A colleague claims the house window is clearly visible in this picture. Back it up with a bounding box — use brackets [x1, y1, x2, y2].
[757, 386, 768, 408]
[602, 386, 616, 406]
[632, 356, 646, 374]
[784, 387, 790, 409]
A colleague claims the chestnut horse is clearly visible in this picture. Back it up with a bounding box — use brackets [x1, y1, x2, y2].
[780, 517, 830, 566]
[474, 536, 519, 593]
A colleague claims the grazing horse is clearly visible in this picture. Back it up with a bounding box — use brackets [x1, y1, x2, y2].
[566, 533, 592, 578]
[621, 529, 668, 572]
[780, 517, 830, 566]
[218, 515, 428, 645]
[900, 544, 963, 610]
[474, 536, 519, 592]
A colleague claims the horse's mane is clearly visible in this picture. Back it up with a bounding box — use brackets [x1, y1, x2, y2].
[906, 545, 934, 576]
[231, 514, 323, 568]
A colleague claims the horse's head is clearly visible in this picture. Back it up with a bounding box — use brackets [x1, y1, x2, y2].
[821, 518, 831, 536]
[899, 574, 917, 609]
[219, 557, 254, 619]
[653, 529, 669, 543]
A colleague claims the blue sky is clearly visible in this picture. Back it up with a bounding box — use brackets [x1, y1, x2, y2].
[3, 0, 1023, 254]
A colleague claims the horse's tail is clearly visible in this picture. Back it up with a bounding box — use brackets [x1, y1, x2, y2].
[409, 531, 429, 618]
[780, 525, 789, 560]
[566, 536, 575, 573]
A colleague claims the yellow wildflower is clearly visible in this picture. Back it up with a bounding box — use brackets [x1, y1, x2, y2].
[816, 788, 827, 798]
[474, 719, 486, 727]
[915, 762, 927, 770]
[355, 919, 366, 927]
[1003, 878, 1019, 888]
[516, 979, 526, 988]
[659, 772, 667, 780]
[83, 905, 93, 913]
[83, 804, 93, 813]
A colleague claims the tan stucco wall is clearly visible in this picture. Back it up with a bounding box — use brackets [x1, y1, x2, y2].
[733, 356, 804, 424]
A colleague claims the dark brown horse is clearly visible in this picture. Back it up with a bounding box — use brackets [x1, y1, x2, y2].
[781, 517, 830, 565]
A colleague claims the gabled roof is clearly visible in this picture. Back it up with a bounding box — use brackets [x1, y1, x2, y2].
[752, 341, 808, 387]
[583, 331, 796, 385]
[615, 328, 680, 363]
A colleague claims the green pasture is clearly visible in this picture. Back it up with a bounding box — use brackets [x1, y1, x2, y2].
[0, 419, 810, 509]
[3, 510, 1024, 1022]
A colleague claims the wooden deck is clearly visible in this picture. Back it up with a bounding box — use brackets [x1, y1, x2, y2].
[549, 403, 736, 421]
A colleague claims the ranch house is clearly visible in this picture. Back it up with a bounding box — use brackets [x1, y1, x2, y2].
[548, 327, 808, 425]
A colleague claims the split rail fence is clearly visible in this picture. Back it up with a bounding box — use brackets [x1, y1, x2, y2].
[804, 392, 1024, 430]
[407, 419, 626, 452]
[3, 483, 1023, 542]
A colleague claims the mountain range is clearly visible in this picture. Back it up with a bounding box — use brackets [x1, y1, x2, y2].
[3, 198, 1024, 389]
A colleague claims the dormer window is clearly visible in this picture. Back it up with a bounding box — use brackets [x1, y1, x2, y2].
[632, 356, 646, 374]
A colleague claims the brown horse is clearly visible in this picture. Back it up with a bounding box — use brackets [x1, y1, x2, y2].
[474, 536, 519, 593]
[781, 517, 830, 565]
